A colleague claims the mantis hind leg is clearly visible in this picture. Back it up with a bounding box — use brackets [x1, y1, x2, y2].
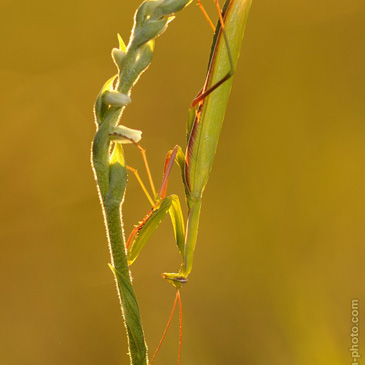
[197, 0, 215, 32]
[192, 0, 235, 107]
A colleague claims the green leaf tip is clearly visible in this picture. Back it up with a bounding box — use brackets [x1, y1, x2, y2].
[108, 263, 116, 275]
[117, 33, 127, 52]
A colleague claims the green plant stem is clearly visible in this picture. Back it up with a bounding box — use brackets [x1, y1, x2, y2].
[104, 200, 148, 365]
[93, 138, 148, 364]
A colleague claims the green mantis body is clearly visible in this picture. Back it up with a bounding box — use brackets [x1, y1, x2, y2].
[127, 0, 252, 289]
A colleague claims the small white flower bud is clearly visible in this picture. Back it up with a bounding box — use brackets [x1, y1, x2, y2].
[104, 91, 131, 107]
[112, 48, 126, 68]
[110, 126, 142, 144]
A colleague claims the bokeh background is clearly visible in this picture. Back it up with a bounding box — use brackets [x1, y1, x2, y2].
[1, 0, 364, 364]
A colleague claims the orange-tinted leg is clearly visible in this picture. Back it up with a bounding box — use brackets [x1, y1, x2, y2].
[197, 0, 215, 32]
[127, 165, 155, 206]
[158, 146, 179, 200]
[149, 290, 180, 365]
[126, 146, 179, 249]
[177, 290, 183, 365]
[192, 0, 234, 107]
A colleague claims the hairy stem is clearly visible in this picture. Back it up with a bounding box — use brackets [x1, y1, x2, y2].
[104, 200, 148, 365]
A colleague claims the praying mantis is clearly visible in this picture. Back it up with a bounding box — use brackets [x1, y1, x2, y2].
[126, 0, 252, 361]
[91, 0, 251, 363]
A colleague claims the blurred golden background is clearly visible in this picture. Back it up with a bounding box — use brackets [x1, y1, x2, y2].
[1, 0, 364, 364]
